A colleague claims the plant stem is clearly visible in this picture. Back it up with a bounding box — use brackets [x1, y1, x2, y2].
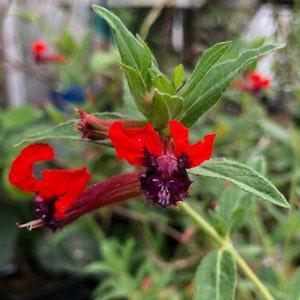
[178, 201, 224, 246]
[228, 245, 275, 300]
[288, 151, 300, 211]
[282, 150, 300, 275]
[251, 207, 283, 285]
[178, 201, 275, 300]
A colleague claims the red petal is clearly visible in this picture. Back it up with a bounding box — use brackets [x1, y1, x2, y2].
[248, 72, 271, 89]
[109, 122, 162, 166]
[184, 134, 216, 168]
[248, 72, 261, 85]
[31, 41, 48, 55]
[9, 144, 54, 192]
[169, 120, 189, 151]
[170, 120, 216, 168]
[39, 167, 91, 219]
[260, 78, 271, 88]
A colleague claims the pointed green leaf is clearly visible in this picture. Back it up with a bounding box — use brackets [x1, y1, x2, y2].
[92, 6, 162, 118]
[16, 112, 123, 146]
[173, 63, 184, 90]
[16, 120, 81, 145]
[118, 62, 151, 119]
[136, 34, 161, 82]
[92, 6, 150, 86]
[179, 41, 232, 98]
[85, 262, 114, 275]
[212, 185, 252, 236]
[190, 158, 289, 208]
[212, 156, 267, 235]
[16, 121, 108, 146]
[152, 90, 183, 129]
[194, 250, 236, 300]
[180, 44, 284, 127]
[122, 79, 144, 118]
[152, 74, 175, 94]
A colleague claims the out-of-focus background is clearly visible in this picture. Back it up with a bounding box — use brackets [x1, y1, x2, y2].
[0, 1, 299, 300]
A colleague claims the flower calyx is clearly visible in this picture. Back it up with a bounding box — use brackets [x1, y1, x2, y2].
[76, 109, 147, 141]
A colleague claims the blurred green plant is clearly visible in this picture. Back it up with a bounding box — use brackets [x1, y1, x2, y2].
[2, 4, 300, 300]
[0, 105, 44, 270]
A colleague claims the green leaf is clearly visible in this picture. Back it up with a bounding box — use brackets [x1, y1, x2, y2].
[56, 30, 77, 55]
[136, 34, 160, 82]
[16, 112, 123, 146]
[118, 62, 151, 119]
[285, 267, 300, 300]
[257, 119, 290, 145]
[1, 105, 43, 131]
[0, 203, 18, 268]
[75, 30, 92, 62]
[173, 63, 184, 90]
[152, 74, 175, 95]
[16, 120, 86, 145]
[180, 41, 232, 98]
[122, 79, 144, 119]
[85, 262, 114, 275]
[179, 43, 284, 127]
[190, 158, 289, 208]
[152, 91, 183, 129]
[92, 6, 152, 88]
[194, 249, 236, 300]
[212, 186, 252, 236]
[291, 127, 300, 157]
[246, 155, 267, 176]
[90, 50, 120, 73]
[92, 6, 163, 120]
[36, 228, 99, 273]
[212, 156, 267, 235]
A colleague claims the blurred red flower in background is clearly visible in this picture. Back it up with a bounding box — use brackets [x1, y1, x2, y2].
[31, 40, 68, 64]
[233, 71, 271, 95]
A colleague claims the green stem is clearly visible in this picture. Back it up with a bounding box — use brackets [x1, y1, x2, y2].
[282, 151, 300, 273]
[228, 245, 274, 300]
[251, 207, 283, 285]
[178, 201, 274, 300]
[288, 152, 300, 211]
[178, 201, 224, 246]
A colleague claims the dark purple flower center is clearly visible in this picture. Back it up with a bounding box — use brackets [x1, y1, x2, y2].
[34, 194, 61, 231]
[140, 150, 192, 208]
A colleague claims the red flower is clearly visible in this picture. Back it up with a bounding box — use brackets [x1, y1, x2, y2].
[9, 144, 91, 229]
[109, 120, 215, 208]
[233, 72, 271, 95]
[108, 122, 162, 166]
[247, 72, 271, 91]
[169, 121, 216, 168]
[31, 40, 69, 64]
[31, 41, 48, 56]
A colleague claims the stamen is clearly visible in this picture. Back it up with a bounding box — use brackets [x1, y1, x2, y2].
[158, 184, 171, 208]
[16, 219, 44, 231]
